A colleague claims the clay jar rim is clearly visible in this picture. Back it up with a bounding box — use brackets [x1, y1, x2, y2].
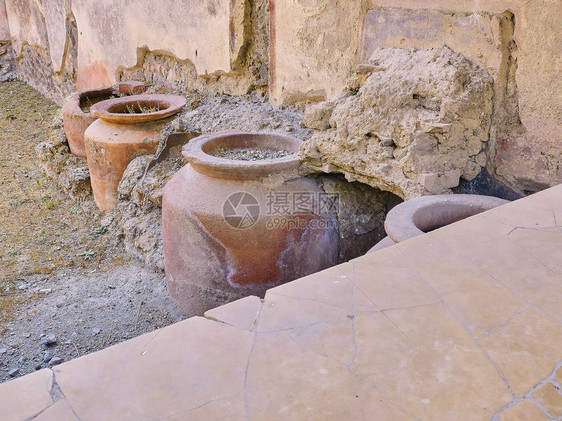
[384, 194, 510, 243]
[90, 94, 186, 124]
[63, 87, 117, 116]
[182, 131, 302, 181]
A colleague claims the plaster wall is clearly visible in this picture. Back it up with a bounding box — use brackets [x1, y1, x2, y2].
[0, 0, 9, 40]
[4, 0, 48, 54]
[4, 0, 246, 95]
[71, 0, 246, 91]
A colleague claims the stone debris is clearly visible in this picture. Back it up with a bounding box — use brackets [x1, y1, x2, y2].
[300, 46, 494, 199]
[43, 334, 57, 347]
[43, 351, 53, 363]
[48, 357, 63, 367]
[8, 368, 19, 377]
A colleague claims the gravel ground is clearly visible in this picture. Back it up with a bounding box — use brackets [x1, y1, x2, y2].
[0, 81, 183, 384]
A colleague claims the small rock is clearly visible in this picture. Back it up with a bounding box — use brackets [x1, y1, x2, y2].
[43, 334, 57, 346]
[92, 328, 101, 336]
[303, 102, 335, 131]
[43, 351, 53, 363]
[56, 302, 63, 308]
[17, 356, 25, 364]
[8, 368, 19, 377]
[48, 357, 63, 367]
[38, 288, 52, 294]
[18, 284, 28, 290]
[35, 364, 42, 370]
[0, 348, 7, 354]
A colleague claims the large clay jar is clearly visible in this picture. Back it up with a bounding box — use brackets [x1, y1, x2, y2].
[61, 82, 146, 158]
[162, 132, 339, 316]
[85, 94, 186, 210]
[368, 194, 509, 253]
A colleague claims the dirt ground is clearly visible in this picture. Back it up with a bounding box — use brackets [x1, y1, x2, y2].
[0, 81, 183, 383]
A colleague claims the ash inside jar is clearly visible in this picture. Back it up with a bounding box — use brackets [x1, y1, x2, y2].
[209, 147, 294, 161]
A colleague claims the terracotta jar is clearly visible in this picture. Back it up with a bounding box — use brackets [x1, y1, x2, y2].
[162, 132, 339, 316]
[61, 82, 146, 158]
[368, 194, 509, 253]
[62, 87, 116, 158]
[84, 94, 186, 210]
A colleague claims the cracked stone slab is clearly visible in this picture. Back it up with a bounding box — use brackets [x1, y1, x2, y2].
[53, 317, 252, 420]
[33, 398, 79, 421]
[353, 305, 513, 420]
[498, 400, 550, 420]
[246, 330, 412, 420]
[556, 367, 562, 385]
[479, 310, 562, 398]
[482, 191, 560, 230]
[204, 295, 263, 331]
[461, 237, 562, 325]
[338, 246, 441, 311]
[532, 382, 562, 417]
[0, 369, 54, 421]
[404, 252, 528, 337]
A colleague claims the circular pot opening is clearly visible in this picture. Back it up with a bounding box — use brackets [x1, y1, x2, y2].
[78, 88, 117, 113]
[384, 194, 510, 243]
[107, 100, 171, 115]
[90, 94, 186, 124]
[183, 132, 302, 180]
[202, 132, 298, 161]
[411, 201, 499, 233]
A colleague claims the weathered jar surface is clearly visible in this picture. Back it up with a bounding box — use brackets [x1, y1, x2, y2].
[162, 132, 339, 316]
[84, 94, 186, 210]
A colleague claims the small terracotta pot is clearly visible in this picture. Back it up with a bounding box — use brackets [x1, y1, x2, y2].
[84, 94, 186, 210]
[368, 194, 509, 253]
[62, 82, 147, 158]
[162, 132, 339, 316]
